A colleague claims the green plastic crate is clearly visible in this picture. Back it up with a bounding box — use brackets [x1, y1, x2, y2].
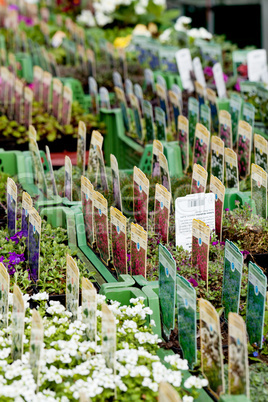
[99, 286, 147, 306]
[153, 71, 183, 90]
[219, 396, 250, 402]
[58, 77, 86, 109]
[15, 53, 33, 83]
[0, 150, 25, 176]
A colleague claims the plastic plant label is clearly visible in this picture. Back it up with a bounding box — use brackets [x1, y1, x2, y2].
[0, 263, 9, 330]
[110, 154, 122, 211]
[86, 48, 96, 78]
[134, 83, 144, 112]
[219, 110, 232, 149]
[230, 93, 242, 145]
[96, 144, 109, 194]
[192, 219, 210, 287]
[207, 88, 219, 135]
[80, 393, 92, 402]
[159, 244, 176, 339]
[118, 47, 127, 80]
[222, 240, 243, 320]
[191, 163, 208, 194]
[66, 254, 79, 322]
[8, 52, 16, 75]
[125, 78, 133, 99]
[251, 163, 267, 219]
[88, 130, 103, 175]
[237, 120, 252, 179]
[175, 48, 194, 92]
[154, 183, 171, 244]
[242, 102, 255, 135]
[21, 191, 33, 235]
[154, 106, 166, 141]
[193, 123, 210, 170]
[33, 66, 43, 102]
[225, 148, 239, 190]
[156, 83, 170, 126]
[168, 90, 181, 132]
[99, 87, 110, 109]
[30, 310, 43, 388]
[110, 207, 127, 276]
[254, 133, 268, 171]
[14, 78, 23, 124]
[64, 156, 72, 201]
[29, 134, 48, 198]
[24, 87, 33, 127]
[82, 277, 97, 343]
[6, 71, 15, 120]
[133, 166, 149, 231]
[0, 67, 8, 108]
[28, 208, 41, 282]
[247, 49, 267, 82]
[143, 100, 154, 142]
[93, 191, 110, 266]
[171, 84, 182, 110]
[52, 78, 62, 121]
[42, 71, 52, 112]
[195, 81, 205, 107]
[199, 298, 225, 397]
[178, 115, 189, 172]
[210, 175, 225, 241]
[175, 192, 215, 252]
[144, 68, 155, 93]
[213, 62, 227, 99]
[61, 86, 72, 126]
[130, 222, 147, 277]
[102, 303, 116, 373]
[114, 86, 130, 132]
[159, 151, 171, 193]
[45, 146, 58, 197]
[81, 176, 95, 247]
[152, 140, 163, 177]
[89, 76, 99, 115]
[246, 262, 267, 348]
[211, 136, 224, 183]
[177, 275, 197, 369]
[129, 93, 143, 140]
[7, 177, 17, 236]
[77, 121, 86, 174]
[193, 56, 206, 87]
[159, 382, 182, 402]
[188, 97, 199, 146]
[11, 284, 25, 361]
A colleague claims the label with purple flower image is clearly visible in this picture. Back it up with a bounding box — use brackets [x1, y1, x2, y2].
[82, 277, 97, 343]
[133, 166, 149, 231]
[129, 93, 143, 140]
[210, 175, 225, 242]
[168, 90, 181, 132]
[33, 66, 43, 102]
[207, 88, 218, 135]
[89, 76, 99, 115]
[45, 146, 58, 197]
[110, 154, 122, 211]
[61, 86, 72, 126]
[188, 97, 199, 146]
[0, 262, 9, 330]
[114, 86, 130, 133]
[156, 82, 170, 124]
[102, 303, 116, 374]
[21, 191, 33, 235]
[7, 177, 17, 236]
[192, 219, 210, 289]
[52, 78, 63, 121]
[96, 144, 109, 194]
[93, 191, 110, 266]
[66, 254, 79, 322]
[14, 78, 23, 124]
[88, 130, 103, 175]
[219, 110, 232, 149]
[81, 176, 95, 247]
[11, 284, 25, 361]
[194, 81, 205, 108]
[28, 208, 41, 283]
[237, 120, 252, 179]
[211, 136, 224, 184]
[110, 207, 127, 277]
[152, 140, 163, 178]
[130, 222, 147, 277]
[154, 184, 171, 244]
[191, 163, 208, 194]
[64, 156, 72, 201]
[42, 71, 52, 112]
[30, 309, 43, 388]
[251, 163, 267, 219]
[178, 115, 189, 172]
[254, 133, 268, 172]
[193, 123, 210, 170]
[24, 86, 33, 127]
[225, 148, 239, 190]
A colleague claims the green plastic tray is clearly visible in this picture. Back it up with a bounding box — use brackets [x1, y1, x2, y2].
[153, 71, 183, 90]
[224, 188, 256, 213]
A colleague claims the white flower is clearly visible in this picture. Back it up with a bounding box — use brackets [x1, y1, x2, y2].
[159, 28, 172, 43]
[76, 10, 96, 27]
[199, 27, 212, 40]
[184, 376, 208, 389]
[95, 11, 112, 27]
[31, 292, 49, 301]
[174, 16, 192, 32]
[187, 28, 200, 38]
[183, 396, 194, 402]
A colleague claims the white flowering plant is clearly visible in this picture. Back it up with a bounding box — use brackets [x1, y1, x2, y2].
[0, 294, 208, 401]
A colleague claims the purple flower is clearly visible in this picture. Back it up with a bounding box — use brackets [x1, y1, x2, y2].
[8, 252, 25, 265]
[127, 253, 131, 262]
[253, 351, 258, 357]
[0, 256, 4, 263]
[212, 241, 219, 246]
[225, 208, 229, 211]
[204, 66, 213, 77]
[242, 250, 250, 255]
[188, 278, 198, 287]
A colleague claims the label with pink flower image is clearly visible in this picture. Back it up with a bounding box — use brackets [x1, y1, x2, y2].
[192, 219, 210, 288]
[77, 121, 86, 174]
[14, 78, 23, 124]
[133, 166, 149, 231]
[193, 123, 210, 170]
[33, 66, 43, 103]
[110, 207, 127, 277]
[194, 81, 205, 107]
[219, 110, 232, 149]
[21, 191, 32, 235]
[191, 164, 208, 194]
[28, 208, 41, 283]
[206, 88, 218, 135]
[61, 86, 72, 126]
[237, 120, 252, 178]
[42, 71, 52, 112]
[168, 90, 181, 132]
[251, 164, 267, 219]
[82, 277, 97, 343]
[0, 262, 9, 330]
[24, 86, 33, 127]
[93, 191, 110, 266]
[64, 156, 72, 201]
[66, 254, 79, 322]
[225, 148, 239, 190]
[152, 140, 163, 178]
[211, 136, 224, 184]
[7, 177, 17, 237]
[210, 175, 225, 242]
[130, 222, 147, 277]
[96, 144, 109, 194]
[254, 134, 268, 172]
[11, 284, 25, 361]
[52, 78, 62, 121]
[154, 184, 171, 244]
[81, 176, 95, 247]
[178, 115, 189, 172]
[88, 130, 103, 175]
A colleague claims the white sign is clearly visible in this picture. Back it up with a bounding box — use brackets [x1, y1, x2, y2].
[175, 48, 194, 92]
[212, 63, 226, 99]
[247, 49, 267, 82]
[193, 57, 206, 87]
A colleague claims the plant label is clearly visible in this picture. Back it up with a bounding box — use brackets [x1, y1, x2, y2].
[93, 191, 110, 266]
[168, 90, 181, 132]
[7, 177, 17, 236]
[21, 191, 33, 235]
[219, 110, 232, 149]
[102, 303, 116, 373]
[133, 166, 149, 231]
[129, 93, 143, 140]
[96, 144, 109, 194]
[28, 208, 41, 282]
[159, 382, 182, 401]
[30, 309, 43, 388]
[254, 133, 268, 172]
[82, 277, 97, 343]
[29, 129, 48, 197]
[11, 284, 25, 361]
[42, 71, 52, 112]
[207, 88, 219, 135]
[242, 102, 255, 135]
[144, 68, 155, 93]
[99, 87, 110, 110]
[33, 66, 43, 102]
[0, 263, 9, 330]
[110, 207, 127, 276]
[191, 163, 208, 194]
[125, 78, 133, 100]
[45, 146, 58, 197]
[159, 47, 177, 74]
[14, 78, 23, 124]
[88, 130, 103, 175]
[61, 86, 72, 126]
[225, 148, 239, 190]
[175, 48, 194, 92]
[134, 83, 144, 113]
[211, 136, 224, 184]
[152, 140, 163, 177]
[192, 219, 210, 287]
[213, 62, 227, 99]
[114, 86, 130, 132]
[155, 106, 167, 141]
[251, 163, 267, 219]
[24, 87, 33, 127]
[52, 78, 62, 121]
[237, 120, 252, 179]
[86, 48, 96, 78]
[171, 84, 182, 110]
[77, 121, 86, 174]
[188, 97, 199, 146]
[193, 123, 210, 170]
[109, 154, 122, 211]
[143, 100, 154, 142]
[193, 56, 206, 87]
[154, 183, 171, 244]
[66, 254, 79, 322]
[210, 175, 225, 242]
[195, 81, 205, 108]
[6, 71, 15, 120]
[64, 156, 72, 201]
[89, 76, 99, 115]
[247, 49, 267, 82]
[200, 104, 211, 132]
[130, 222, 147, 277]
[81, 176, 95, 247]
[156, 83, 170, 127]
[178, 115, 189, 172]
[230, 93, 242, 146]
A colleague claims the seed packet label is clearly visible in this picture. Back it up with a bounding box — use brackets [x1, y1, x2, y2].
[133, 166, 149, 231]
[152, 140, 163, 177]
[52, 78, 62, 120]
[175, 192, 215, 252]
[14, 78, 23, 124]
[64, 156, 72, 201]
[12, 284, 25, 361]
[195, 81, 205, 107]
[89, 76, 99, 115]
[159, 151, 171, 194]
[191, 163, 208, 194]
[77, 121, 86, 174]
[193, 56, 206, 87]
[168, 90, 181, 131]
[28, 208, 41, 282]
[219, 110, 232, 148]
[61, 86, 72, 126]
[131, 222, 147, 277]
[213, 62, 227, 99]
[159, 382, 182, 402]
[222, 240, 243, 321]
[81, 176, 95, 247]
[129, 93, 143, 140]
[154, 184, 171, 244]
[242, 102, 255, 134]
[178, 115, 189, 172]
[82, 277, 97, 343]
[88, 130, 103, 174]
[251, 163, 267, 219]
[114, 86, 130, 132]
[110, 154, 122, 211]
[33, 66, 43, 102]
[30, 309, 43, 387]
[175, 48, 194, 92]
[254, 134, 268, 171]
[102, 303, 116, 373]
[237, 120, 252, 178]
[7, 177, 17, 236]
[230, 94, 242, 145]
[172, 84, 182, 109]
[134, 83, 144, 111]
[125, 79, 133, 98]
[93, 191, 110, 266]
[155, 106, 167, 141]
[24, 87, 33, 127]
[66, 254, 79, 322]
[96, 145, 108, 194]
[156, 83, 169, 126]
[210, 175, 225, 241]
[207, 88, 219, 135]
[225, 148, 239, 189]
[177, 275, 197, 369]
[144, 68, 155, 93]
[45, 146, 58, 197]
[110, 207, 127, 276]
[99, 87, 110, 109]
[199, 298, 225, 397]
[188, 97, 199, 145]
[211, 136, 224, 183]
[247, 49, 267, 82]
[0, 263, 9, 330]
[246, 262, 267, 348]
[192, 219, 210, 286]
[143, 100, 154, 142]
[21, 191, 33, 234]
[86, 48, 96, 78]
[193, 123, 210, 170]
[228, 313, 250, 398]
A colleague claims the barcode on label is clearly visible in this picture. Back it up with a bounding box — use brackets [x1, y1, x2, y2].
[188, 199, 205, 208]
